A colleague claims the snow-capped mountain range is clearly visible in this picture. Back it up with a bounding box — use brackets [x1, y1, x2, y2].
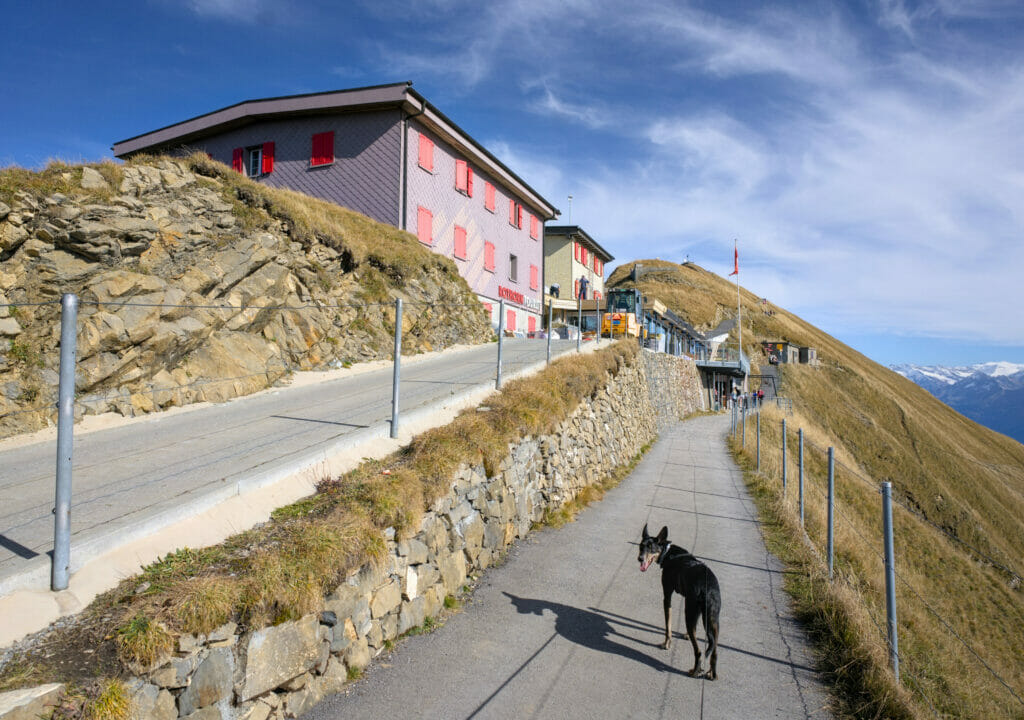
[891, 362, 1024, 444]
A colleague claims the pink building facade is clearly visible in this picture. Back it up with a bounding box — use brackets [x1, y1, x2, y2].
[112, 83, 558, 332]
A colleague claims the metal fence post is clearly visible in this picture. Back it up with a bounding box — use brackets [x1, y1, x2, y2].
[742, 402, 746, 448]
[576, 296, 582, 353]
[781, 418, 787, 495]
[389, 298, 402, 439]
[595, 300, 601, 346]
[827, 446, 835, 580]
[546, 300, 553, 365]
[52, 292, 78, 591]
[881, 481, 900, 682]
[496, 299, 505, 389]
[798, 428, 805, 527]
[756, 409, 761, 470]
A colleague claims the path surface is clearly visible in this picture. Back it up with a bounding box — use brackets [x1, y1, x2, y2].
[0, 339, 578, 588]
[308, 415, 832, 720]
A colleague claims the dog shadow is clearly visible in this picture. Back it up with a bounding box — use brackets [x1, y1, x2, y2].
[503, 592, 686, 675]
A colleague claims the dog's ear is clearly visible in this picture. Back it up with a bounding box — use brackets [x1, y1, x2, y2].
[657, 526, 668, 543]
[642, 523, 649, 540]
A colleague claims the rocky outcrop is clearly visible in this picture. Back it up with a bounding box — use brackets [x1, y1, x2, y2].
[0, 159, 492, 438]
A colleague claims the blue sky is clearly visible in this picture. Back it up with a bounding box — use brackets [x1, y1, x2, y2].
[2, 0, 1023, 367]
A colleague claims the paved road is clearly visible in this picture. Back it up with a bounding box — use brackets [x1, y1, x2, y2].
[308, 415, 832, 720]
[0, 339, 580, 587]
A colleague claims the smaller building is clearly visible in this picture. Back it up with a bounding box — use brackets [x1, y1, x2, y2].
[799, 346, 818, 365]
[763, 341, 800, 364]
[542, 225, 613, 332]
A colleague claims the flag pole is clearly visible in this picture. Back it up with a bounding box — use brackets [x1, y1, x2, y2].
[734, 239, 743, 391]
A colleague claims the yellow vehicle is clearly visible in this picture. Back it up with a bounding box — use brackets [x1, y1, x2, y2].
[602, 288, 646, 338]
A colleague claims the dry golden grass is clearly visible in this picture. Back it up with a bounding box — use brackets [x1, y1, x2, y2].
[618, 260, 1024, 718]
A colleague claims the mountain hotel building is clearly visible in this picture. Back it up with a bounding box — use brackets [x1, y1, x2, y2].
[112, 82, 559, 333]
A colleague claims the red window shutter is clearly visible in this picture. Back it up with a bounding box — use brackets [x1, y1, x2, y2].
[484, 302, 492, 313]
[528, 316, 536, 333]
[231, 148, 243, 172]
[466, 166, 474, 197]
[485, 183, 495, 211]
[509, 199, 515, 225]
[574, 242, 580, 262]
[506, 309, 516, 332]
[529, 214, 538, 240]
[484, 241, 495, 271]
[418, 133, 433, 171]
[417, 206, 432, 245]
[529, 264, 538, 290]
[454, 225, 467, 259]
[261, 142, 275, 174]
[582, 247, 588, 266]
[574, 279, 581, 298]
[517, 205, 523, 229]
[311, 132, 334, 166]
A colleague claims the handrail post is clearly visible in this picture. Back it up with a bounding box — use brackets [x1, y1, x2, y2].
[389, 298, 402, 439]
[827, 446, 835, 580]
[496, 299, 505, 389]
[52, 292, 78, 591]
[546, 300, 553, 365]
[781, 418, 787, 495]
[576, 296, 582, 353]
[742, 402, 746, 448]
[798, 428, 805, 527]
[756, 408, 761, 470]
[881, 482, 900, 682]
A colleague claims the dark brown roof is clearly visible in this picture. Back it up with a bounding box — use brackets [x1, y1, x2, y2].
[544, 225, 614, 262]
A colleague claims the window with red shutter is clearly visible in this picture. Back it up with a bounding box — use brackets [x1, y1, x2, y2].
[529, 214, 538, 240]
[528, 316, 536, 333]
[484, 242, 495, 272]
[581, 247, 588, 266]
[529, 264, 538, 290]
[232, 148, 243, 173]
[455, 159, 468, 193]
[517, 205, 523, 229]
[454, 225, 467, 260]
[484, 182, 495, 212]
[509, 199, 515, 226]
[574, 242, 580, 262]
[261, 142, 275, 174]
[311, 132, 334, 167]
[466, 166, 473, 197]
[418, 133, 434, 172]
[416, 206, 433, 246]
[506, 309, 516, 332]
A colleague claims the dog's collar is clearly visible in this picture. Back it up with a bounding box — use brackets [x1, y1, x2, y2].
[657, 544, 670, 566]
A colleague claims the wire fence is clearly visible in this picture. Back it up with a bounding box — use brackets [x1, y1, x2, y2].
[735, 403, 1024, 717]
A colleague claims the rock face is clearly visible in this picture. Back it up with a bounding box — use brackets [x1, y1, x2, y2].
[0, 158, 492, 439]
[0, 683, 64, 720]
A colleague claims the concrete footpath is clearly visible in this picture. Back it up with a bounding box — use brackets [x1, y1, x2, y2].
[308, 415, 832, 720]
[0, 338, 584, 646]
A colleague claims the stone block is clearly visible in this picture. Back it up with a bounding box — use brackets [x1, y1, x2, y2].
[236, 699, 272, 720]
[402, 564, 419, 600]
[237, 615, 321, 702]
[437, 549, 467, 595]
[284, 678, 324, 719]
[380, 614, 399, 641]
[343, 637, 370, 671]
[398, 597, 426, 635]
[370, 579, 401, 619]
[0, 684, 64, 720]
[149, 653, 199, 689]
[324, 585, 367, 625]
[180, 705, 223, 720]
[127, 680, 176, 720]
[177, 647, 234, 716]
[319, 657, 348, 696]
[397, 538, 428, 565]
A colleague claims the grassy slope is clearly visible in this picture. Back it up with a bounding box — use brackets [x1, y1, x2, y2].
[610, 259, 1024, 718]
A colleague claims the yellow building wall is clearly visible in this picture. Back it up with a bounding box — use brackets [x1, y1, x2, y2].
[543, 236, 606, 298]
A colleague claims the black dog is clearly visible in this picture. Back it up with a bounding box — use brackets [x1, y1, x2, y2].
[638, 524, 721, 680]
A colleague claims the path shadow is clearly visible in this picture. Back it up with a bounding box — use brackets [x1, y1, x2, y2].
[0, 533, 40, 559]
[270, 415, 368, 429]
[502, 592, 685, 675]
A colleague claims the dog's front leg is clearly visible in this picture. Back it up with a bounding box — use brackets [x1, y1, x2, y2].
[661, 591, 672, 649]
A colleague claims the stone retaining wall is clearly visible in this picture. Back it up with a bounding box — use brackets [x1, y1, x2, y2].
[0, 350, 705, 720]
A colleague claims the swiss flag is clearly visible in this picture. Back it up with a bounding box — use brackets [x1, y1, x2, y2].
[729, 242, 739, 276]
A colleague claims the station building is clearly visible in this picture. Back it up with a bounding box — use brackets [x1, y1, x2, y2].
[112, 82, 559, 333]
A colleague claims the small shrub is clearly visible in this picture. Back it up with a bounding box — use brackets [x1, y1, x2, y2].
[115, 614, 173, 667]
